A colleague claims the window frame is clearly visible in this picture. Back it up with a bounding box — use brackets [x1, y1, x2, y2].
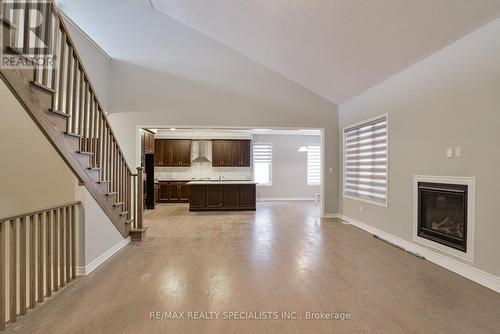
[343, 114, 389, 208]
[253, 143, 273, 187]
[306, 144, 321, 186]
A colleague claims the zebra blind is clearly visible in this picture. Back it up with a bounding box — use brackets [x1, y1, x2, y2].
[253, 144, 272, 185]
[344, 116, 388, 205]
[307, 145, 321, 186]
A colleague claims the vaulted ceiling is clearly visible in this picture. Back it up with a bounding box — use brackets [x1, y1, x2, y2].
[59, 0, 500, 104]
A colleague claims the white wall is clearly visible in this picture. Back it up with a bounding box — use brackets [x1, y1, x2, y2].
[339, 18, 500, 278]
[253, 134, 320, 200]
[76, 188, 126, 271]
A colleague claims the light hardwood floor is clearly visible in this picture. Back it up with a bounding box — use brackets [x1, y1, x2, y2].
[5, 202, 500, 333]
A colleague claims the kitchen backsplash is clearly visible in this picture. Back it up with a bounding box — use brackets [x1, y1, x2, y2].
[155, 164, 252, 181]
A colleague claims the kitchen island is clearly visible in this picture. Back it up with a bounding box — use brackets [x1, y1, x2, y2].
[187, 181, 256, 211]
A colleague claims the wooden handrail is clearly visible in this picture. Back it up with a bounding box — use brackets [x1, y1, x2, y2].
[48, 0, 133, 173]
[0, 201, 81, 224]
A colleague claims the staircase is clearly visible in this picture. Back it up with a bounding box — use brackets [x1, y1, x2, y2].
[0, 0, 144, 238]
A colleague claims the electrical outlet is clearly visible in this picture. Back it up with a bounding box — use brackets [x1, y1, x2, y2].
[359, 206, 363, 213]
[329, 168, 334, 173]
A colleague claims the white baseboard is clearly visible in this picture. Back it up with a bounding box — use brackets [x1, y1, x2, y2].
[321, 213, 342, 219]
[258, 197, 315, 202]
[76, 237, 131, 276]
[335, 214, 500, 294]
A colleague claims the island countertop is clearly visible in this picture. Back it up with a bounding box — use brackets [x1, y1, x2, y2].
[186, 180, 256, 185]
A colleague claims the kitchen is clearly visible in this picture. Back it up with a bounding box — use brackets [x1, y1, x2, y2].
[141, 129, 257, 212]
[140, 128, 322, 214]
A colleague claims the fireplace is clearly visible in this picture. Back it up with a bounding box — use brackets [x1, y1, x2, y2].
[417, 182, 468, 252]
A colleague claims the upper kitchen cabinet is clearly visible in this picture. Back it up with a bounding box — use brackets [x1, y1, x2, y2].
[140, 130, 155, 154]
[146, 132, 155, 153]
[238, 140, 251, 167]
[212, 140, 251, 167]
[140, 129, 155, 165]
[212, 140, 232, 167]
[155, 139, 192, 167]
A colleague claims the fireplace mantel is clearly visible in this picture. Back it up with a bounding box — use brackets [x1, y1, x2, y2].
[413, 175, 476, 262]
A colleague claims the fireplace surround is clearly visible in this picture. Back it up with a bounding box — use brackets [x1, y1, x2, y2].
[413, 176, 475, 261]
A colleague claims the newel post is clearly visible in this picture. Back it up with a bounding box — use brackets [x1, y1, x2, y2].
[136, 167, 144, 229]
[130, 167, 146, 241]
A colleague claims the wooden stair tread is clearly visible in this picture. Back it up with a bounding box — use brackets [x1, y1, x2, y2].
[5, 46, 24, 56]
[106, 192, 118, 196]
[31, 81, 56, 94]
[98, 180, 110, 184]
[49, 109, 70, 118]
[87, 167, 100, 170]
[4, 47, 35, 66]
[113, 202, 124, 207]
[119, 211, 129, 216]
[76, 151, 93, 156]
[64, 132, 82, 138]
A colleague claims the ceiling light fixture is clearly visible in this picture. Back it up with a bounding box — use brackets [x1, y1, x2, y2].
[170, 128, 176, 131]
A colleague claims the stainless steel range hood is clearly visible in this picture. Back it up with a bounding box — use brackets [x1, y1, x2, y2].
[192, 140, 211, 163]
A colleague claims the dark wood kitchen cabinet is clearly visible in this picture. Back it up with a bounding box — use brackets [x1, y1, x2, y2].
[154, 139, 191, 167]
[212, 140, 232, 167]
[212, 140, 251, 167]
[140, 129, 155, 154]
[154, 183, 159, 204]
[189, 183, 256, 211]
[179, 182, 190, 201]
[166, 182, 180, 200]
[158, 181, 190, 203]
[239, 184, 256, 208]
[154, 139, 163, 165]
[222, 185, 240, 207]
[206, 185, 223, 208]
[189, 185, 207, 209]
[237, 140, 251, 167]
[140, 129, 155, 165]
[158, 182, 170, 202]
[146, 132, 155, 153]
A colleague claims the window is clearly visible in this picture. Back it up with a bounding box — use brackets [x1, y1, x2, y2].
[307, 144, 321, 186]
[344, 115, 388, 206]
[253, 144, 272, 186]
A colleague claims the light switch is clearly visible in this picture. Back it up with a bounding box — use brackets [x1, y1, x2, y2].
[446, 148, 453, 159]
[329, 168, 334, 173]
[455, 146, 462, 158]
